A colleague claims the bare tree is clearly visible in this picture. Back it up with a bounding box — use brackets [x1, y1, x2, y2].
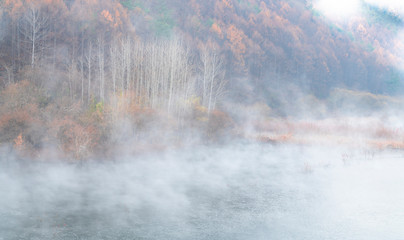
[199, 45, 226, 115]
[19, 2, 49, 68]
[84, 41, 93, 103]
[110, 39, 119, 97]
[79, 38, 85, 103]
[67, 58, 80, 101]
[138, 38, 194, 116]
[97, 36, 105, 101]
[73, 36, 222, 120]
[0, 62, 14, 86]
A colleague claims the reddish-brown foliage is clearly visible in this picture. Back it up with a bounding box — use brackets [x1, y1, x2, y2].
[52, 117, 98, 160]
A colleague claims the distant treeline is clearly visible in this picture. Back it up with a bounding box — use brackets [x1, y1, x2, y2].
[0, 1, 229, 117]
[0, 0, 402, 100]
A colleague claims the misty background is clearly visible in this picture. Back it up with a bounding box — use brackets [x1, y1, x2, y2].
[1, 0, 404, 239]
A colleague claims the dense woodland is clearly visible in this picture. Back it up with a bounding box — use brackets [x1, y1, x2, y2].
[0, 0, 403, 159]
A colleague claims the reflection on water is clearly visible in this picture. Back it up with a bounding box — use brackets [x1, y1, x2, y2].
[1, 144, 404, 239]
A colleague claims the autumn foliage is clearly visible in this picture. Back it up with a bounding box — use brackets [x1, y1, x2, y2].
[0, 0, 403, 160]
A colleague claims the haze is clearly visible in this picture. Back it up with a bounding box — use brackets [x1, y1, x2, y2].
[1, 144, 404, 239]
[1, 0, 404, 239]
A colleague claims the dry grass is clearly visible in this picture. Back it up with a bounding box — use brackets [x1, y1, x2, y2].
[253, 116, 404, 150]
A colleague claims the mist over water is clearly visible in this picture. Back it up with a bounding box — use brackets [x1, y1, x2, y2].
[1, 0, 404, 238]
[1, 143, 404, 240]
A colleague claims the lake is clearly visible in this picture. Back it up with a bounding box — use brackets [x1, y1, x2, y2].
[1, 143, 403, 239]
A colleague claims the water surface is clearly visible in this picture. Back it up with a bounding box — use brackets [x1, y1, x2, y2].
[1, 144, 403, 239]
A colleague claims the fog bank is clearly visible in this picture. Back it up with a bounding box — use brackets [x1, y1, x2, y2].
[1, 144, 403, 239]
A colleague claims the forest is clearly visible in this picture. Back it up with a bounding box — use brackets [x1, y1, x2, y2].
[0, 0, 404, 160]
[2, 1, 404, 239]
